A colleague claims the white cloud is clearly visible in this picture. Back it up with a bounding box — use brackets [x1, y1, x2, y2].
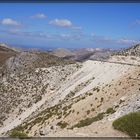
[2, 28, 83, 41]
[31, 13, 47, 19]
[118, 39, 139, 45]
[91, 34, 140, 46]
[1, 18, 20, 26]
[49, 19, 72, 27]
[60, 33, 70, 38]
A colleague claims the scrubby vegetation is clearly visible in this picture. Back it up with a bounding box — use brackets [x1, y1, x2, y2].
[12, 102, 72, 132]
[106, 107, 116, 114]
[9, 130, 29, 139]
[92, 87, 100, 92]
[71, 106, 117, 129]
[57, 121, 68, 128]
[113, 112, 140, 138]
[71, 112, 105, 129]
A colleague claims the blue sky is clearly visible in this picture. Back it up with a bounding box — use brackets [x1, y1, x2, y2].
[0, 3, 140, 49]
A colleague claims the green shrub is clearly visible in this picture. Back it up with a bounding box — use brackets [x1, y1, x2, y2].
[91, 108, 95, 112]
[88, 93, 93, 96]
[57, 121, 68, 129]
[81, 96, 86, 100]
[101, 97, 104, 102]
[9, 130, 28, 139]
[113, 112, 140, 138]
[106, 107, 116, 114]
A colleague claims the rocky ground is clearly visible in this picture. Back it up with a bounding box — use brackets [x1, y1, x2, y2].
[0, 44, 139, 137]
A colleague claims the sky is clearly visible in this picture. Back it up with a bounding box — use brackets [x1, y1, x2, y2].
[0, 3, 140, 49]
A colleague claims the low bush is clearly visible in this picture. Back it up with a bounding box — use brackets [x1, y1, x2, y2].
[113, 112, 140, 138]
[57, 121, 68, 129]
[9, 130, 28, 139]
[106, 107, 116, 114]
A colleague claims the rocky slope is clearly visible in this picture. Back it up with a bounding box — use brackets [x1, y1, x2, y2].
[0, 47, 79, 134]
[109, 44, 140, 65]
[116, 44, 140, 57]
[0, 44, 139, 137]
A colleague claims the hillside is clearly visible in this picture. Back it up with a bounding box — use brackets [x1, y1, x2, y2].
[108, 44, 140, 66]
[0, 44, 139, 137]
[0, 43, 17, 67]
[51, 48, 115, 61]
[116, 44, 140, 57]
[51, 48, 75, 58]
[0, 47, 78, 131]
